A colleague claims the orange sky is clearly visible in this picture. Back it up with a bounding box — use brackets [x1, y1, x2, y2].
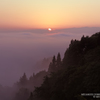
[0, 0, 100, 29]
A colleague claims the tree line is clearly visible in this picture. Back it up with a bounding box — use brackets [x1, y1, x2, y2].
[16, 32, 100, 100]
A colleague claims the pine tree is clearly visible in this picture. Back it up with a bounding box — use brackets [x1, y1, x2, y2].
[48, 56, 57, 73]
[19, 73, 28, 87]
[57, 53, 61, 70]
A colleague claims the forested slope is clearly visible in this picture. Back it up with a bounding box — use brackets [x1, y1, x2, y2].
[29, 32, 100, 100]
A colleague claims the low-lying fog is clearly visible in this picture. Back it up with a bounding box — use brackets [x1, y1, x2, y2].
[0, 27, 99, 86]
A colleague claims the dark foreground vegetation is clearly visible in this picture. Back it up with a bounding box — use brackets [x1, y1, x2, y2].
[28, 32, 100, 100]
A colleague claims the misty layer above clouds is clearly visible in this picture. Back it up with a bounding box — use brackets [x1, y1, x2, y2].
[0, 27, 100, 86]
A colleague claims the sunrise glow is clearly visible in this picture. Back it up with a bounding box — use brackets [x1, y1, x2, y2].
[0, 0, 100, 29]
[48, 28, 52, 31]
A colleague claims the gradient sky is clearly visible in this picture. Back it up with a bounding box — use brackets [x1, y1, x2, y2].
[0, 0, 100, 29]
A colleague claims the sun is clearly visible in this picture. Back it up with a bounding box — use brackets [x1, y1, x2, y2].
[48, 28, 52, 31]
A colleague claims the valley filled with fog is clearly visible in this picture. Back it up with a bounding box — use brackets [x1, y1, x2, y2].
[0, 27, 99, 86]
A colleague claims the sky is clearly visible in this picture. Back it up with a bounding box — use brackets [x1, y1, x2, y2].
[0, 0, 100, 86]
[0, 0, 100, 29]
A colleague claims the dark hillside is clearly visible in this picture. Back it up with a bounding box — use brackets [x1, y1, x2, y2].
[29, 32, 100, 100]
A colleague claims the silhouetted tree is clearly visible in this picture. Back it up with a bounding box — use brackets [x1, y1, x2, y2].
[48, 56, 57, 73]
[33, 32, 100, 100]
[20, 73, 28, 86]
[16, 73, 28, 88]
[57, 53, 62, 70]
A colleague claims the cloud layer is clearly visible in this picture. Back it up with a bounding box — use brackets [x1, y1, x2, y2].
[0, 27, 100, 86]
